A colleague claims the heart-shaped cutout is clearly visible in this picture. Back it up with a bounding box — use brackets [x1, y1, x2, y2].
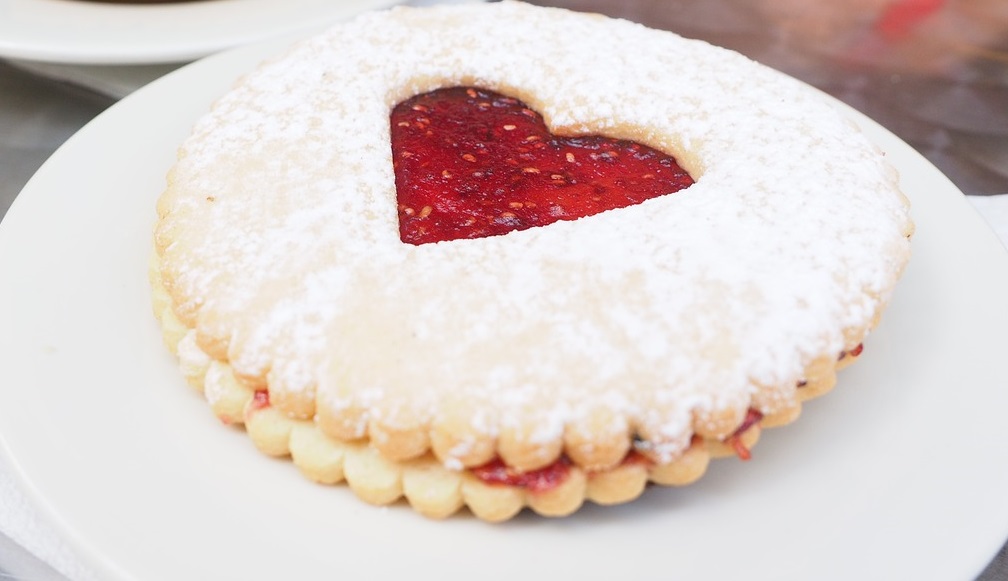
[391, 87, 694, 245]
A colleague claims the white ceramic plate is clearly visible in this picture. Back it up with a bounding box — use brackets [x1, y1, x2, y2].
[0, 0, 397, 64]
[1, 34, 1007, 581]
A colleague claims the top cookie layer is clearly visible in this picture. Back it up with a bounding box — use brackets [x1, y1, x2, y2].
[155, 1, 912, 469]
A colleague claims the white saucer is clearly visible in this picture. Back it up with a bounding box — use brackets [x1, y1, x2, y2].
[0, 0, 398, 64]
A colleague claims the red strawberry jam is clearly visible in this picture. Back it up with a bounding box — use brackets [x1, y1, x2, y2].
[391, 87, 694, 245]
[250, 389, 270, 411]
[842, 343, 864, 359]
[471, 457, 571, 494]
[724, 408, 764, 461]
[471, 414, 764, 492]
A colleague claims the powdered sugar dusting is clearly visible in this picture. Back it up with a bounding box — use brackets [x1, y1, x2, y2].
[176, 330, 211, 386]
[155, 1, 912, 463]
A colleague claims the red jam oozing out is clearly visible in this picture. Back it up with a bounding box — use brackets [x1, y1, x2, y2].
[391, 87, 695, 245]
[470, 417, 764, 493]
[837, 343, 864, 362]
[795, 343, 864, 388]
[724, 408, 764, 461]
[470, 457, 572, 494]
[250, 389, 270, 411]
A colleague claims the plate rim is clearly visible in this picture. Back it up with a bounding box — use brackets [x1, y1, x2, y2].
[0, 0, 400, 64]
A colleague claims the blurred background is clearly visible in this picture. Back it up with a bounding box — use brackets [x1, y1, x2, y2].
[531, 0, 1008, 198]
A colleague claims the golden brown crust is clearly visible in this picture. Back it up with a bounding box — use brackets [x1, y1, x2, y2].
[152, 256, 867, 520]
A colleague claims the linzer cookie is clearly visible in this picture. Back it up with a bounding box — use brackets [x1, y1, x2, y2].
[151, 1, 913, 521]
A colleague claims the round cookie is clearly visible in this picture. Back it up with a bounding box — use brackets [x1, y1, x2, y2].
[152, 0, 913, 520]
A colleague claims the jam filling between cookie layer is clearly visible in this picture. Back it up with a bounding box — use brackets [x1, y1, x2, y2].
[244, 302, 862, 487]
[250, 389, 271, 411]
[840, 343, 864, 360]
[247, 386, 761, 495]
[471, 456, 573, 494]
[248, 344, 861, 494]
[391, 86, 695, 245]
[723, 409, 764, 461]
[471, 412, 764, 494]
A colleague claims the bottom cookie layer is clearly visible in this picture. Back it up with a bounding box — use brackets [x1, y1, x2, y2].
[151, 256, 859, 521]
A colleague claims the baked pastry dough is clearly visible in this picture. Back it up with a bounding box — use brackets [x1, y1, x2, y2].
[151, 0, 913, 520]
